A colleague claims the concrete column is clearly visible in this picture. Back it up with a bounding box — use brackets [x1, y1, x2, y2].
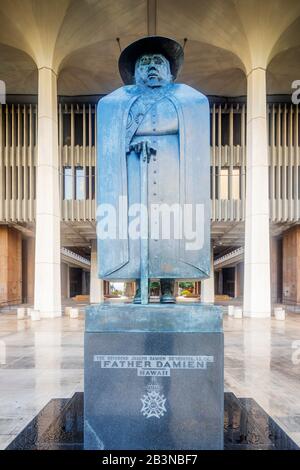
[235, 262, 244, 298]
[194, 281, 201, 296]
[66, 264, 70, 298]
[104, 280, 110, 296]
[82, 270, 87, 295]
[90, 240, 104, 303]
[34, 67, 61, 318]
[125, 282, 135, 298]
[234, 266, 238, 298]
[174, 281, 179, 297]
[61, 263, 70, 299]
[217, 270, 223, 295]
[201, 250, 215, 303]
[243, 67, 271, 317]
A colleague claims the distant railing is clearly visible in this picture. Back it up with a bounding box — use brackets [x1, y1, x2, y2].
[214, 247, 244, 268]
[61, 247, 90, 267]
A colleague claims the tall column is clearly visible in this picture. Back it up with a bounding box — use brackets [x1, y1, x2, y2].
[201, 249, 215, 303]
[235, 262, 244, 299]
[174, 281, 179, 297]
[243, 67, 271, 317]
[61, 263, 70, 299]
[90, 240, 104, 303]
[125, 282, 135, 298]
[34, 67, 61, 318]
[217, 270, 223, 295]
[82, 270, 87, 295]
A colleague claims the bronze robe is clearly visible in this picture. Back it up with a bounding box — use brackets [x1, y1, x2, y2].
[97, 84, 210, 280]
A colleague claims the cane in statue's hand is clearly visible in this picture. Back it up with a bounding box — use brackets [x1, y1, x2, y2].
[140, 140, 149, 304]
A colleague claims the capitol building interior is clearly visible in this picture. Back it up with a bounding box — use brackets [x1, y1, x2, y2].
[0, 0, 300, 451]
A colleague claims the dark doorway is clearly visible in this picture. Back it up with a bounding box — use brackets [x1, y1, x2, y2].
[69, 268, 83, 298]
[222, 267, 235, 298]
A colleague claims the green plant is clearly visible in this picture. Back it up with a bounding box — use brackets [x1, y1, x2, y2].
[179, 282, 194, 290]
[181, 289, 193, 296]
[150, 281, 160, 289]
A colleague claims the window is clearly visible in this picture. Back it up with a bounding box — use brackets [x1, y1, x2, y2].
[63, 167, 73, 200]
[63, 113, 71, 146]
[219, 167, 229, 199]
[85, 166, 96, 200]
[75, 112, 83, 145]
[232, 167, 241, 200]
[75, 166, 85, 200]
[216, 166, 241, 200]
[63, 165, 94, 200]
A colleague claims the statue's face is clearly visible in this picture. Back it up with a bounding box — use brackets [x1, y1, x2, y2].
[134, 54, 172, 87]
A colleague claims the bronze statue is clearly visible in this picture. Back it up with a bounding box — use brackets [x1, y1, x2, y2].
[97, 36, 210, 304]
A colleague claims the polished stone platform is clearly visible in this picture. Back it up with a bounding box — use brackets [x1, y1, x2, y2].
[5, 392, 299, 450]
[1, 308, 300, 449]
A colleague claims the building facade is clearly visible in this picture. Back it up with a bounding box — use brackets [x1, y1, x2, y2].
[0, 0, 300, 317]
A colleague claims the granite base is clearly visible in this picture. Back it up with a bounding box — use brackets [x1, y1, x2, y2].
[84, 303, 223, 450]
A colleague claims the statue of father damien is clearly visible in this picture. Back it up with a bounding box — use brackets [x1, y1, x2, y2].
[97, 36, 210, 303]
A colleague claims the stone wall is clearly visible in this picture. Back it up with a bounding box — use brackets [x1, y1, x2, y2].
[22, 237, 35, 304]
[270, 237, 283, 304]
[283, 227, 300, 305]
[0, 226, 22, 305]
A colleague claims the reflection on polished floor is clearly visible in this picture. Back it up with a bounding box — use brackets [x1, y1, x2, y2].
[6, 392, 299, 449]
[0, 308, 300, 449]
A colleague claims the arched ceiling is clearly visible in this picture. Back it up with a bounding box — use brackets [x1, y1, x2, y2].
[54, 0, 146, 72]
[178, 40, 246, 97]
[0, 44, 37, 94]
[0, 0, 299, 97]
[157, 0, 251, 71]
[59, 37, 247, 96]
[267, 15, 300, 94]
[231, 0, 300, 69]
[267, 47, 300, 95]
[0, 0, 70, 66]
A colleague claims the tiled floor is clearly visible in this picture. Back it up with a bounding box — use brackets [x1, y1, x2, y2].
[224, 312, 300, 447]
[0, 307, 300, 449]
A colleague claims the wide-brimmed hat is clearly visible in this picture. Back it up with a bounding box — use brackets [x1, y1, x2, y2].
[118, 36, 184, 85]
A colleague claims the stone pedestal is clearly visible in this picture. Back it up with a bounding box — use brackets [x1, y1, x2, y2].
[84, 303, 223, 450]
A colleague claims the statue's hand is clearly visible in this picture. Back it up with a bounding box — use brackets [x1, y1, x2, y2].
[129, 140, 156, 162]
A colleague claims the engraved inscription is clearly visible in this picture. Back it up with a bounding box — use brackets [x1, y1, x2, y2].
[93, 354, 214, 376]
[93, 354, 215, 419]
